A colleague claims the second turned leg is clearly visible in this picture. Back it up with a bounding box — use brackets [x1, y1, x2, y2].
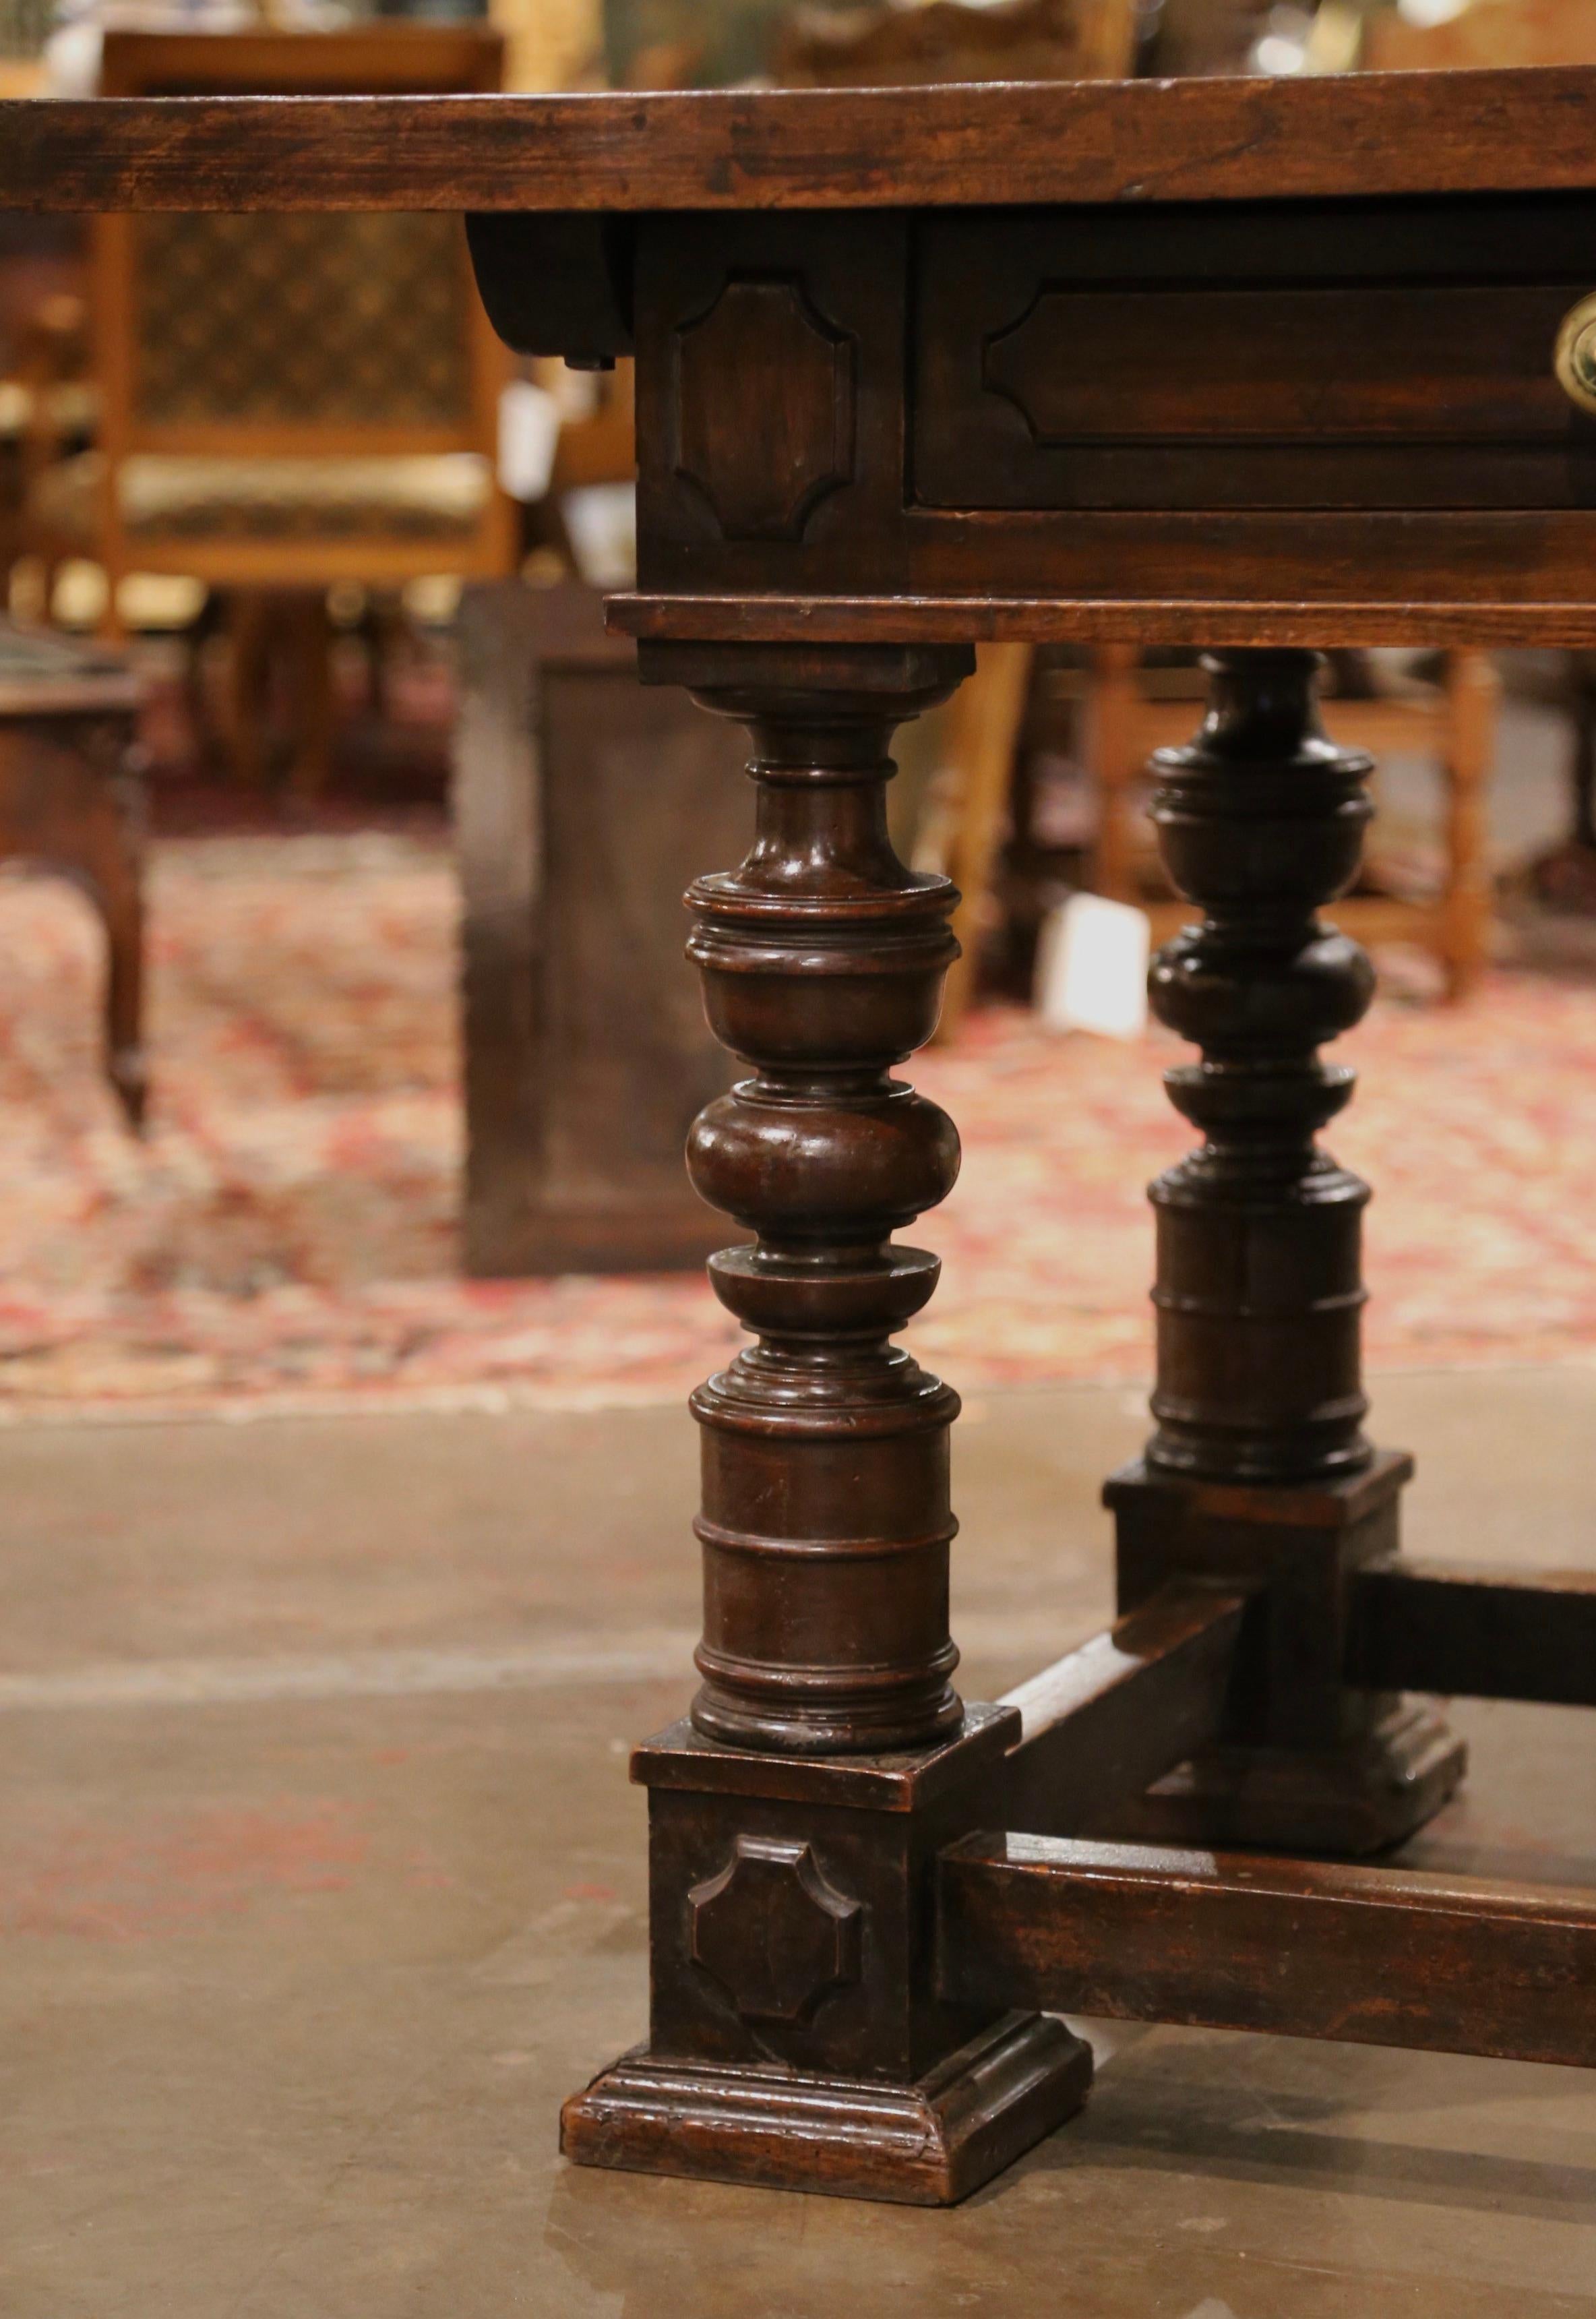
[1106, 649, 1465, 1857]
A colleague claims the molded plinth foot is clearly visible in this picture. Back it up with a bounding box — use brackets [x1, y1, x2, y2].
[561, 2010, 1092, 2206]
[1110, 1700, 1467, 1858]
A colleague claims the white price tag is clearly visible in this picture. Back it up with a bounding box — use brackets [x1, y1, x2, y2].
[1036, 892, 1150, 1041]
[563, 482, 638, 591]
[497, 380, 561, 504]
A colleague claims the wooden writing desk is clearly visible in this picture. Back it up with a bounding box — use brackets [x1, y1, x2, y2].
[9, 69, 1596, 2205]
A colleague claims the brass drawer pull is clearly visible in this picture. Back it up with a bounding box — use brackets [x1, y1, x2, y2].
[1555, 292, 1596, 413]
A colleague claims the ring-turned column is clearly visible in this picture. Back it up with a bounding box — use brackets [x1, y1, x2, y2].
[677, 641, 972, 1755]
[1107, 650, 1465, 1855]
[1148, 646, 1374, 1485]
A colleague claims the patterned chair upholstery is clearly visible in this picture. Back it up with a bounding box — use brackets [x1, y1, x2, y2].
[38, 28, 515, 789]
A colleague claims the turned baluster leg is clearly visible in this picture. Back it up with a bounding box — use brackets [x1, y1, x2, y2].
[562, 640, 1091, 2203]
[681, 649, 969, 1755]
[1106, 649, 1466, 1856]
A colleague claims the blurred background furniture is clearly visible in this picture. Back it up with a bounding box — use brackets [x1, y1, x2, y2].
[1088, 649, 1501, 1000]
[454, 578, 745, 1275]
[0, 213, 90, 597]
[491, 0, 606, 94]
[774, 0, 1136, 84]
[605, 0, 812, 85]
[931, 642, 1035, 1040]
[27, 25, 514, 794]
[1541, 650, 1596, 909]
[545, 359, 636, 500]
[607, 0, 1136, 86]
[1134, 0, 1275, 75]
[929, 646, 1500, 1021]
[1360, 0, 1596, 71]
[0, 615, 146, 1126]
[1, 273, 92, 606]
[0, 0, 49, 95]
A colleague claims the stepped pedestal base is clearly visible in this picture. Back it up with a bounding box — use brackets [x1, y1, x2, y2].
[1111, 1699, 1467, 1857]
[1108, 1450, 1467, 1855]
[561, 2011, 1093, 2206]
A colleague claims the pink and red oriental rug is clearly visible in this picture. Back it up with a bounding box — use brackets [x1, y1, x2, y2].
[0, 829, 1592, 1420]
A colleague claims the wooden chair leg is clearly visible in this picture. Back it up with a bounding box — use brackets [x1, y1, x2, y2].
[1439, 648, 1498, 1000]
[936, 638, 1033, 1041]
[362, 590, 408, 725]
[79, 730, 148, 1131]
[1570, 657, 1596, 852]
[1090, 639, 1142, 903]
[224, 591, 273, 788]
[96, 572, 129, 648]
[96, 853, 148, 1133]
[559, 638, 1092, 2205]
[9, 717, 151, 1131]
[285, 591, 336, 801]
[1105, 649, 1465, 1856]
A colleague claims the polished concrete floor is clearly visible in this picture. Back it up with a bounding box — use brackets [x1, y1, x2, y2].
[5, 1368, 1596, 2316]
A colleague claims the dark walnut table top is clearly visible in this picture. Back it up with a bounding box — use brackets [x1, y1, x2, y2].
[2, 67, 1596, 213]
[13, 67, 1596, 649]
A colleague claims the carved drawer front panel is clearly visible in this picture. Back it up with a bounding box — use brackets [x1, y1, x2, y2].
[913, 198, 1596, 512]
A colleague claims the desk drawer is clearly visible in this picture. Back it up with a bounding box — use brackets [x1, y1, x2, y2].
[913, 201, 1596, 512]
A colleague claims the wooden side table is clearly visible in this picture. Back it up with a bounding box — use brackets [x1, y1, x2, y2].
[12, 67, 1596, 2204]
[0, 618, 146, 1128]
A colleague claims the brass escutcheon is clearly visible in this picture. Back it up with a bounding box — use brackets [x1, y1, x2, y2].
[1554, 292, 1596, 415]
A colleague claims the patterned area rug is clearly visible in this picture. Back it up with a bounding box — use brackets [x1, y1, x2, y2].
[1, 829, 1594, 1419]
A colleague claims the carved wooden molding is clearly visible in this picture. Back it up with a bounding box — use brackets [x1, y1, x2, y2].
[689, 1836, 863, 2022]
[982, 279, 1582, 452]
[673, 275, 856, 541]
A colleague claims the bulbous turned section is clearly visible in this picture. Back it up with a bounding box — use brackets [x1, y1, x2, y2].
[1145, 650, 1377, 1486]
[663, 641, 975, 1755]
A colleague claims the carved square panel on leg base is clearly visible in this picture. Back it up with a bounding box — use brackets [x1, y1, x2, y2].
[1115, 1700, 1465, 1859]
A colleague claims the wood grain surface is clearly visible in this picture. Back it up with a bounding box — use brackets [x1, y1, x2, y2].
[938, 1832, 1596, 2068]
[1349, 1559, 1596, 1707]
[7, 69, 1596, 213]
[996, 1588, 1246, 1839]
[611, 593, 1596, 649]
